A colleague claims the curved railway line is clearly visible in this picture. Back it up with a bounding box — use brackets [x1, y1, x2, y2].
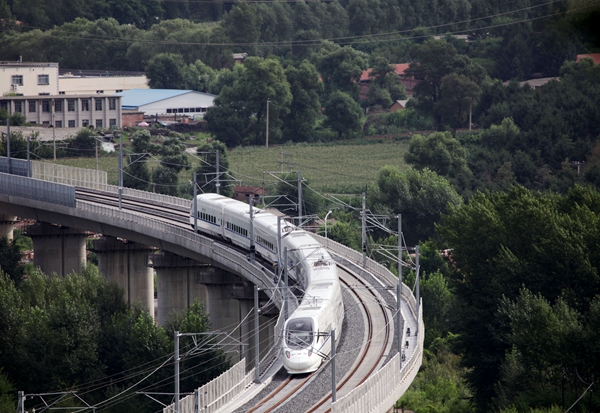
[244, 266, 393, 413]
[74, 187, 403, 413]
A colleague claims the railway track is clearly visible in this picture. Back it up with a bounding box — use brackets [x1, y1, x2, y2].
[76, 187, 190, 225]
[244, 265, 393, 413]
[74, 189, 396, 413]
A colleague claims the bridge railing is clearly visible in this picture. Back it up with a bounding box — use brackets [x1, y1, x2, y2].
[311, 233, 423, 413]
[0, 172, 75, 208]
[104, 185, 192, 209]
[27, 159, 191, 208]
[0, 157, 31, 177]
[332, 301, 423, 413]
[32, 160, 108, 190]
[163, 359, 254, 413]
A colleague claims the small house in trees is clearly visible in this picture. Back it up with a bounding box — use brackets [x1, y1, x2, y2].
[359, 63, 418, 100]
[576, 54, 600, 65]
[390, 99, 410, 112]
[233, 53, 248, 64]
[233, 186, 266, 204]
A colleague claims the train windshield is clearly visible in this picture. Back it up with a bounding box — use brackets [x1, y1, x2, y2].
[286, 318, 314, 349]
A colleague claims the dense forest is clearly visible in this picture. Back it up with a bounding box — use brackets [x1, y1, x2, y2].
[1, 0, 600, 412]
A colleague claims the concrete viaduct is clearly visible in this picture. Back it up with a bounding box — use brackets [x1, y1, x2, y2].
[0, 158, 423, 413]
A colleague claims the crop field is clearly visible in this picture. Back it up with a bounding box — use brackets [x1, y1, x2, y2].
[51, 140, 411, 194]
[228, 141, 411, 193]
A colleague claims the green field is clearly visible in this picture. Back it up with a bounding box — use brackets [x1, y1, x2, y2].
[228, 142, 411, 193]
[52, 140, 411, 194]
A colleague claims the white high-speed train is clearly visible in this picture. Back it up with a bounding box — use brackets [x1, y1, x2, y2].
[190, 194, 344, 374]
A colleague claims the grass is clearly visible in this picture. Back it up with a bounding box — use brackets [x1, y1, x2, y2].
[49, 140, 411, 194]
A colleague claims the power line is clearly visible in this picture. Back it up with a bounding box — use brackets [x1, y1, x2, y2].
[6, 0, 580, 50]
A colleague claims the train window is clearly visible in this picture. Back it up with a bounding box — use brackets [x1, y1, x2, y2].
[286, 317, 314, 349]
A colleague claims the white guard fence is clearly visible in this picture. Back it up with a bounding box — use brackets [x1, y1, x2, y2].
[163, 360, 254, 413]
[32, 160, 108, 190]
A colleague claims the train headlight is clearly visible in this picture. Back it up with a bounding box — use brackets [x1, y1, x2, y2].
[308, 348, 312, 357]
[285, 351, 290, 359]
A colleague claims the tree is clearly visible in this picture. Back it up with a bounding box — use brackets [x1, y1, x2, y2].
[327, 220, 361, 251]
[347, 0, 381, 36]
[146, 53, 186, 89]
[437, 185, 600, 411]
[0, 237, 25, 285]
[67, 127, 97, 157]
[368, 166, 462, 245]
[0, 0, 11, 19]
[124, 130, 156, 191]
[436, 73, 481, 131]
[323, 90, 365, 139]
[182, 60, 218, 93]
[497, 25, 535, 81]
[365, 84, 393, 109]
[152, 165, 179, 196]
[223, 2, 262, 53]
[194, 140, 233, 196]
[405, 39, 485, 130]
[0, 368, 15, 413]
[205, 57, 292, 146]
[159, 135, 190, 173]
[164, 299, 229, 390]
[404, 131, 472, 179]
[405, 40, 459, 125]
[283, 60, 323, 142]
[315, 44, 368, 100]
[495, 289, 583, 410]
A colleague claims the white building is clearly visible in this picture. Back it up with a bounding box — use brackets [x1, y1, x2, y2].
[0, 95, 122, 129]
[0, 61, 59, 96]
[59, 72, 148, 95]
[116, 89, 216, 118]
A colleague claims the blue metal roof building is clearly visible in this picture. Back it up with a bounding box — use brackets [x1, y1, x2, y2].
[115, 89, 216, 117]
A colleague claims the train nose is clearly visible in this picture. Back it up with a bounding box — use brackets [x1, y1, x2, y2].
[284, 350, 320, 372]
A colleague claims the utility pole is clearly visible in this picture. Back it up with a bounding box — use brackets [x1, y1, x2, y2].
[6, 117, 10, 175]
[216, 149, 220, 194]
[415, 244, 420, 334]
[26, 135, 31, 177]
[175, 331, 180, 413]
[52, 113, 56, 160]
[362, 192, 366, 268]
[118, 132, 123, 210]
[253, 284, 260, 383]
[249, 194, 255, 264]
[297, 170, 303, 228]
[277, 216, 282, 283]
[17, 391, 24, 413]
[469, 103, 472, 132]
[283, 246, 288, 320]
[193, 172, 198, 233]
[95, 140, 99, 171]
[266, 99, 269, 148]
[331, 329, 336, 403]
[397, 214, 403, 358]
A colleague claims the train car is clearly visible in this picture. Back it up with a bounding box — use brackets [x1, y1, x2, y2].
[190, 193, 344, 374]
[281, 252, 344, 374]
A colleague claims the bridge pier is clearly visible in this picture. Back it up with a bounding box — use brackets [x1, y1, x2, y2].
[92, 236, 156, 314]
[153, 252, 275, 366]
[152, 252, 210, 326]
[0, 214, 17, 240]
[27, 222, 88, 277]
